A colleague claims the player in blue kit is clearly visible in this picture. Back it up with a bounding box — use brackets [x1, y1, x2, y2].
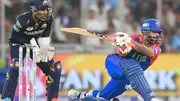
[68, 19, 164, 101]
[1, 0, 61, 101]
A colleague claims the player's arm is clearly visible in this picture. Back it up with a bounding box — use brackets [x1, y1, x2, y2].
[41, 15, 53, 37]
[114, 33, 158, 57]
[12, 16, 26, 33]
[38, 15, 53, 49]
[37, 15, 55, 61]
[130, 40, 154, 57]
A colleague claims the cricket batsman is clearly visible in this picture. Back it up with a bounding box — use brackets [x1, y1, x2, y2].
[68, 19, 164, 101]
[1, 0, 61, 101]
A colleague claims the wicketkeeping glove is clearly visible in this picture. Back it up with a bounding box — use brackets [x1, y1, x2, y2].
[30, 38, 41, 63]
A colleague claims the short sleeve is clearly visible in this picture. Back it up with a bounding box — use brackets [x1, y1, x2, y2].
[130, 34, 143, 43]
[41, 15, 54, 37]
[151, 45, 161, 58]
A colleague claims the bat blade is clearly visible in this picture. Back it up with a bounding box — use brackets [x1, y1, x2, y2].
[60, 27, 114, 42]
[61, 28, 101, 38]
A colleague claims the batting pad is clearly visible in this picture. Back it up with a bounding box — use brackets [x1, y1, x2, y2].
[120, 58, 154, 101]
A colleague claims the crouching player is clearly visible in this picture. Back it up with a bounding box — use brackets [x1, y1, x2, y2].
[68, 19, 164, 101]
[1, 0, 62, 101]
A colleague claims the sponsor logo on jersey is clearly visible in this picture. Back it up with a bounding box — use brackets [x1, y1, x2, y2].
[41, 23, 47, 28]
[24, 29, 45, 35]
[26, 27, 34, 31]
[12, 43, 19, 46]
[140, 56, 147, 62]
[132, 52, 147, 62]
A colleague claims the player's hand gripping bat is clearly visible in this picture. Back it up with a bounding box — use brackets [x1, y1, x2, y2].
[60, 27, 134, 54]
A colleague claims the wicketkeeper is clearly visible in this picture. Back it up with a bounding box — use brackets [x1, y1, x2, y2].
[1, 0, 61, 101]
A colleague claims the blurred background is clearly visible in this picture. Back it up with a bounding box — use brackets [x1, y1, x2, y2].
[0, 0, 180, 101]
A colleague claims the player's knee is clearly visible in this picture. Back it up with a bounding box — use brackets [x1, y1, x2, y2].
[47, 75, 54, 84]
[46, 61, 62, 84]
[43, 61, 62, 76]
[10, 58, 19, 68]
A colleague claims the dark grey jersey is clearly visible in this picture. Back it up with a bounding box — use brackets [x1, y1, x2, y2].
[9, 11, 53, 44]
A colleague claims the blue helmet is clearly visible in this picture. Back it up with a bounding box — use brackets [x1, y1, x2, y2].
[140, 18, 163, 32]
[141, 19, 164, 45]
[28, 0, 52, 21]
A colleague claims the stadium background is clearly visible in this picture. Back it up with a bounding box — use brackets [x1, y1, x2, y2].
[0, 0, 180, 101]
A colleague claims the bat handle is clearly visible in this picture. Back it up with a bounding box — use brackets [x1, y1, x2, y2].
[87, 30, 105, 37]
[87, 30, 115, 42]
[104, 36, 115, 42]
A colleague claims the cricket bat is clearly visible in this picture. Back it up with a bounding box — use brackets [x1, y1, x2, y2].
[60, 27, 135, 52]
[60, 27, 114, 42]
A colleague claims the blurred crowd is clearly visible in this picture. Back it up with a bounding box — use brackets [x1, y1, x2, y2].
[1, 0, 180, 53]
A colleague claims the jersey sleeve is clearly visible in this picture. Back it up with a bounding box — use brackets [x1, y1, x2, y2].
[151, 45, 161, 57]
[150, 45, 161, 65]
[12, 15, 26, 33]
[130, 34, 143, 43]
[41, 15, 54, 37]
[130, 34, 138, 40]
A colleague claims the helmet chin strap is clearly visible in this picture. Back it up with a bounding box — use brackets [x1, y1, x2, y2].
[145, 37, 154, 46]
[142, 31, 157, 46]
[142, 36, 153, 47]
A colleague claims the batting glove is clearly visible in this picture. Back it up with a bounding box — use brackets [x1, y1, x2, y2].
[114, 32, 132, 45]
[114, 32, 132, 54]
